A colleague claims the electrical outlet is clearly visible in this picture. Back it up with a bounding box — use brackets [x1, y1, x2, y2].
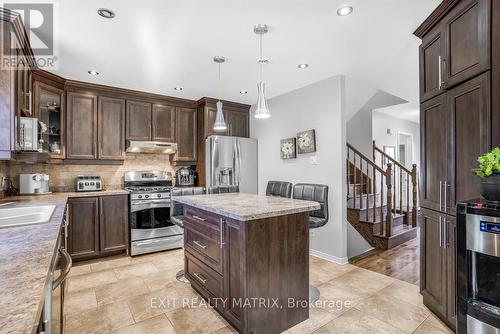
[310, 156, 318, 165]
[310, 230, 315, 238]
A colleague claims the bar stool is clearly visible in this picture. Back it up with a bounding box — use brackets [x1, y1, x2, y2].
[292, 183, 329, 303]
[170, 187, 205, 283]
[266, 181, 293, 198]
[206, 185, 240, 194]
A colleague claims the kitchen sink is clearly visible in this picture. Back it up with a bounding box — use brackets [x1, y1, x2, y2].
[0, 205, 56, 228]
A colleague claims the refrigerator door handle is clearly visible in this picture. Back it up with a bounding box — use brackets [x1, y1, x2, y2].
[236, 140, 242, 184]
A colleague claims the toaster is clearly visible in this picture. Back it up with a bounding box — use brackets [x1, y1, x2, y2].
[75, 176, 103, 192]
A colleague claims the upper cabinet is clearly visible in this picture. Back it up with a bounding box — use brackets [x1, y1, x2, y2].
[418, 0, 491, 102]
[0, 22, 14, 160]
[66, 92, 98, 160]
[33, 81, 65, 160]
[152, 104, 176, 142]
[126, 100, 152, 141]
[98, 97, 126, 160]
[198, 98, 250, 139]
[171, 107, 197, 164]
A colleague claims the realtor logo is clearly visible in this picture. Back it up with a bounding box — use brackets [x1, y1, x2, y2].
[2, 2, 58, 69]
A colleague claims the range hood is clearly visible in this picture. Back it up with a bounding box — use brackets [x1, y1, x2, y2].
[126, 141, 178, 154]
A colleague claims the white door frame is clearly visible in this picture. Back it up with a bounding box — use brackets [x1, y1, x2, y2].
[397, 131, 414, 168]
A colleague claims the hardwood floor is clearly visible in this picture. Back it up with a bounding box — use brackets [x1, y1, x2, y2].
[350, 228, 420, 285]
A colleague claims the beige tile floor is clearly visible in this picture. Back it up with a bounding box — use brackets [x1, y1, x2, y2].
[64, 249, 452, 334]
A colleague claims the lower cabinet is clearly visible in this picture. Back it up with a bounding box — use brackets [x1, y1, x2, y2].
[67, 195, 129, 261]
[420, 208, 456, 330]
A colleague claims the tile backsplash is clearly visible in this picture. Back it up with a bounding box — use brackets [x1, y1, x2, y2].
[5, 154, 177, 192]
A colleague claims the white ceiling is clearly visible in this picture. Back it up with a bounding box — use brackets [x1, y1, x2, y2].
[44, 0, 440, 108]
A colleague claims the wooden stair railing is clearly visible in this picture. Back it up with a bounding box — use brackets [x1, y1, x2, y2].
[372, 141, 418, 228]
[346, 142, 394, 237]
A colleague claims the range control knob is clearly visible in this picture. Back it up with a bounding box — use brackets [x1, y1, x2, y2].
[157, 194, 162, 198]
[138, 195, 143, 199]
[145, 195, 150, 199]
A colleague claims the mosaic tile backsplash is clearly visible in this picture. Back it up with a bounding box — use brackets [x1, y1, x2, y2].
[4, 154, 177, 192]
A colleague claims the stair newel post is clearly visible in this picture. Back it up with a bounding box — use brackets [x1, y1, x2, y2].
[372, 140, 376, 163]
[346, 147, 350, 199]
[411, 164, 418, 228]
[386, 163, 393, 237]
[353, 154, 357, 209]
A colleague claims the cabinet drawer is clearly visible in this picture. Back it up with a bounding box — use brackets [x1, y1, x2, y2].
[184, 207, 222, 229]
[185, 225, 222, 273]
[185, 251, 223, 300]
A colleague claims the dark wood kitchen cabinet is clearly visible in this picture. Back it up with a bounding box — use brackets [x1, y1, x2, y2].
[226, 109, 249, 138]
[99, 195, 129, 254]
[171, 107, 197, 165]
[67, 197, 100, 259]
[66, 92, 98, 160]
[98, 97, 126, 160]
[152, 104, 176, 142]
[0, 23, 14, 160]
[126, 100, 152, 141]
[418, 0, 490, 103]
[68, 194, 129, 261]
[420, 208, 456, 330]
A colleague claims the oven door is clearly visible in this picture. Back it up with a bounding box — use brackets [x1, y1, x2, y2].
[130, 201, 182, 242]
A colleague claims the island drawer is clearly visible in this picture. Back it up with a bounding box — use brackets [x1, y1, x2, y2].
[184, 224, 223, 273]
[185, 251, 224, 303]
[184, 207, 222, 229]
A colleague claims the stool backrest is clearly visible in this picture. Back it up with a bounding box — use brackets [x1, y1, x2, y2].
[266, 181, 292, 198]
[171, 187, 205, 216]
[206, 185, 240, 194]
[292, 183, 329, 221]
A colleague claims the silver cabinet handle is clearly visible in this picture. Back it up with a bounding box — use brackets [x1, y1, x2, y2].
[193, 240, 207, 249]
[192, 215, 206, 222]
[444, 181, 448, 213]
[443, 219, 448, 249]
[439, 181, 443, 211]
[219, 218, 225, 249]
[193, 272, 207, 284]
[438, 56, 442, 90]
[53, 248, 72, 290]
[439, 216, 442, 248]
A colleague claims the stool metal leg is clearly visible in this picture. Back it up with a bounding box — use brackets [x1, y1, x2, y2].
[309, 284, 320, 303]
[176, 269, 189, 283]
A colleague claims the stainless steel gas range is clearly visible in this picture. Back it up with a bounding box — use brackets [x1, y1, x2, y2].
[124, 171, 183, 256]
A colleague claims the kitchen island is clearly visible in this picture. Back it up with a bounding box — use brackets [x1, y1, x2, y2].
[173, 193, 320, 334]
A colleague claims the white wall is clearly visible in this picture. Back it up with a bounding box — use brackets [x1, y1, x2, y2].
[372, 110, 420, 167]
[250, 75, 348, 263]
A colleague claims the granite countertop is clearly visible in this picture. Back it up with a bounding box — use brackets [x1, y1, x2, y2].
[173, 193, 320, 221]
[0, 189, 129, 333]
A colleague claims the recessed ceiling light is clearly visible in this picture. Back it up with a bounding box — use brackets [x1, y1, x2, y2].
[97, 8, 115, 19]
[337, 6, 353, 16]
[240, 90, 248, 94]
[174, 86, 183, 91]
[298, 63, 309, 69]
[88, 70, 99, 75]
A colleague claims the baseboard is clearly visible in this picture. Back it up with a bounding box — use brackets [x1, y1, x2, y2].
[310, 249, 349, 265]
[347, 247, 378, 263]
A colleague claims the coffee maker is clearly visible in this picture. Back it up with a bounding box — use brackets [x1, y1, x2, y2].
[19, 174, 50, 195]
[175, 167, 196, 187]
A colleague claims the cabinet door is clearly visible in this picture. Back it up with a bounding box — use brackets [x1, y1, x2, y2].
[67, 197, 99, 259]
[152, 104, 176, 142]
[447, 72, 491, 216]
[99, 195, 129, 254]
[419, 26, 446, 102]
[420, 94, 448, 212]
[66, 92, 98, 160]
[223, 218, 243, 330]
[126, 100, 152, 141]
[445, 216, 457, 329]
[173, 107, 197, 162]
[227, 110, 249, 138]
[0, 26, 13, 159]
[443, 0, 490, 89]
[420, 208, 447, 317]
[98, 97, 125, 160]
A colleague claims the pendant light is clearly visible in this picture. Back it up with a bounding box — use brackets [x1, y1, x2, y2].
[213, 56, 227, 131]
[254, 24, 271, 119]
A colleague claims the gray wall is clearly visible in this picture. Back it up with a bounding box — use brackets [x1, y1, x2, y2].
[250, 75, 348, 263]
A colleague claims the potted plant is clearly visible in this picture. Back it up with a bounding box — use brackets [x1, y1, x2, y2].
[474, 147, 500, 203]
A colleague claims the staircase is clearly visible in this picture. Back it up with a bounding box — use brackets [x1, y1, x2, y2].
[346, 141, 418, 250]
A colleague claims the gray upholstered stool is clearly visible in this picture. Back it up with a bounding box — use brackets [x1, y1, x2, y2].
[266, 181, 293, 198]
[206, 185, 240, 194]
[170, 187, 205, 283]
[292, 183, 329, 303]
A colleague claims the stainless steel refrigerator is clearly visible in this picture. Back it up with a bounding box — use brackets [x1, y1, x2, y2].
[205, 135, 258, 194]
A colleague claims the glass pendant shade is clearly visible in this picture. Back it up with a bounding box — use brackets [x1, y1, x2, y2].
[213, 100, 227, 131]
[254, 81, 270, 119]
